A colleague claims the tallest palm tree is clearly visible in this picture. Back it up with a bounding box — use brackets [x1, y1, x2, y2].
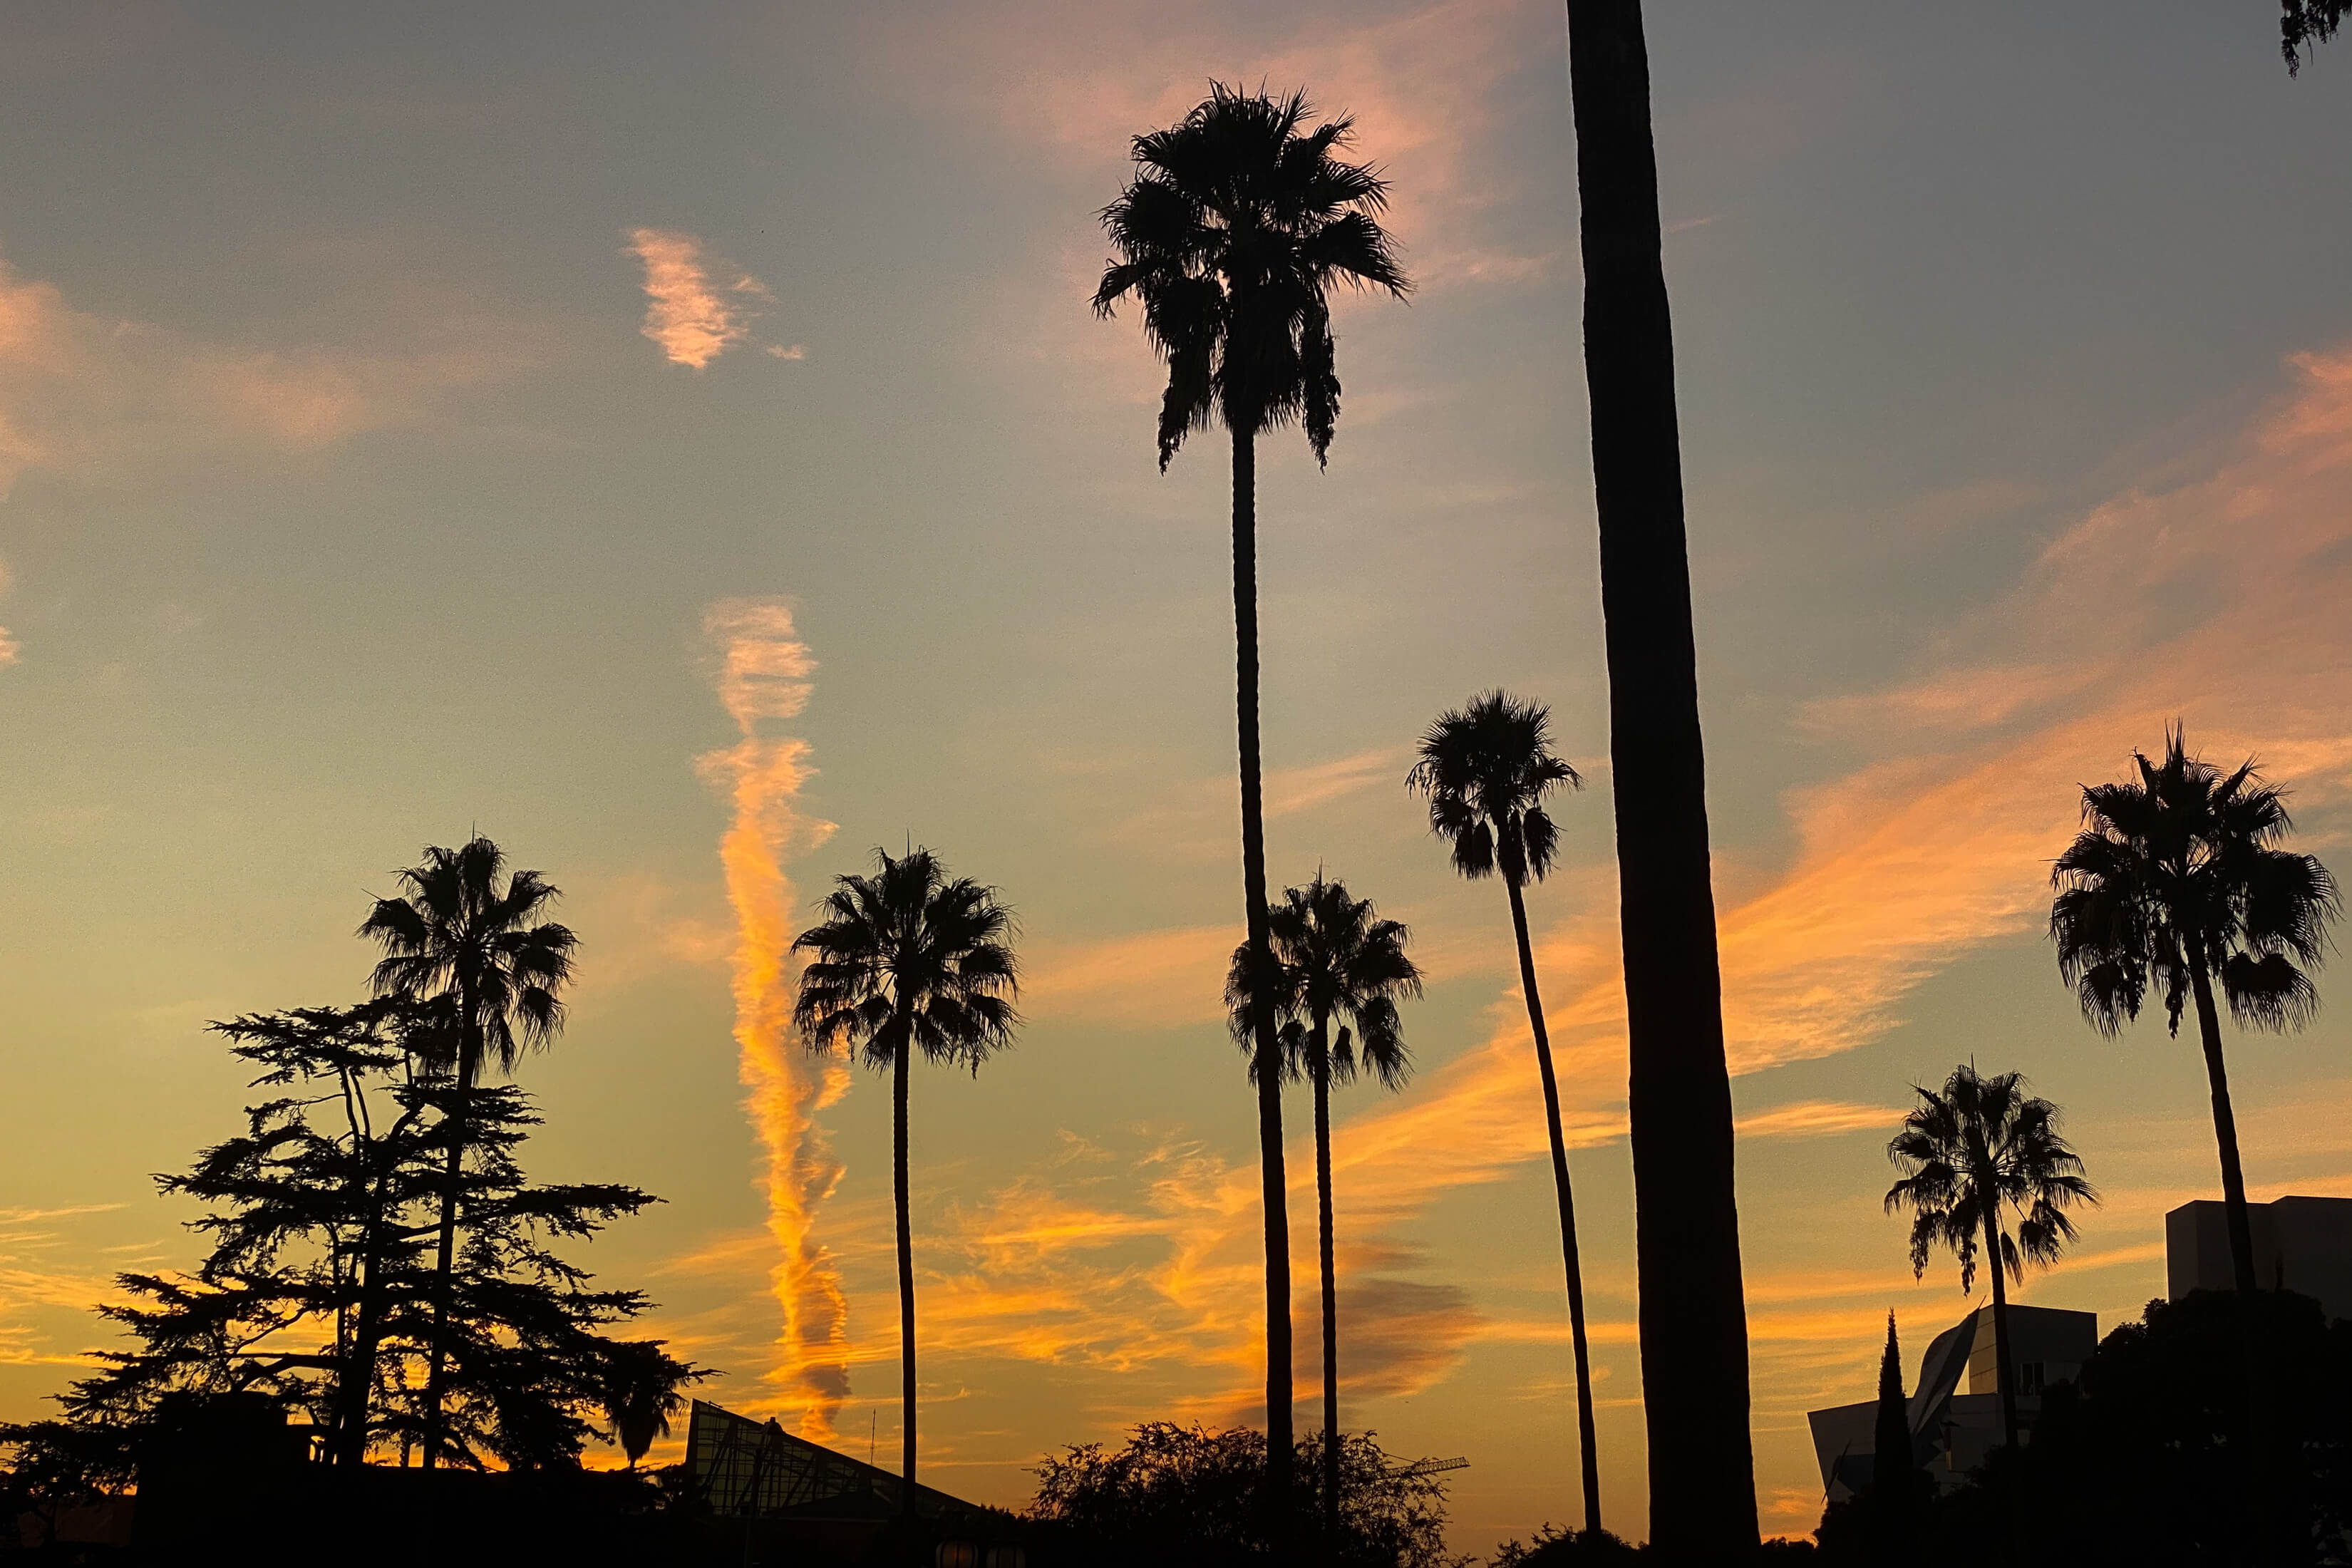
[1095, 83, 1408, 1500]
[1561, 3, 1758, 1554]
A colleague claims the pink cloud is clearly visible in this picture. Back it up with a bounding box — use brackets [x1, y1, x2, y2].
[870, 0, 1553, 294]
[626, 228, 790, 369]
[0, 243, 535, 496]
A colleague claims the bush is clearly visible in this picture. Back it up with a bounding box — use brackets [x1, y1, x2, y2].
[1026, 1423, 1468, 1567]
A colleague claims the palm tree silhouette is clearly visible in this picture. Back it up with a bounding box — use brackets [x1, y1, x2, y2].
[2282, 1, 2348, 71]
[2050, 729, 2338, 1295]
[359, 834, 577, 1470]
[1095, 82, 1408, 1495]
[791, 847, 1018, 1512]
[600, 1339, 696, 1469]
[1226, 873, 1420, 1543]
[1406, 691, 1601, 1536]
[1561, 6, 1756, 1549]
[1884, 1064, 2096, 1450]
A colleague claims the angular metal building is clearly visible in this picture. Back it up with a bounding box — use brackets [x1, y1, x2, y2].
[1806, 1303, 2098, 1501]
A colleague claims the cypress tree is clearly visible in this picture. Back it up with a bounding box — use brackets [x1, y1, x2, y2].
[1872, 1311, 1909, 1493]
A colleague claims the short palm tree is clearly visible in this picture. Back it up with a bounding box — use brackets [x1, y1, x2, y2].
[791, 847, 1018, 1512]
[1226, 873, 1420, 1542]
[359, 834, 577, 1469]
[1884, 1064, 2096, 1450]
[1406, 691, 1601, 1535]
[600, 1338, 698, 1469]
[2050, 729, 2338, 1296]
[1095, 82, 1408, 1495]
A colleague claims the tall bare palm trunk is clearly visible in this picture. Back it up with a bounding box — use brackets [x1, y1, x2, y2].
[1505, 877, 1602, 1537]
[1979, 1206, 2018, 1450]
[422, 994, 479, 1470]
[1564, 1, 1757, 1554]
[1311, 1018, 1341, 1543]
[894, 1033, 917, 1512]
[2187, 951, 2260, 1295]
[333, 1159, 397, 1466]
[1232, 422, 1296, 1510]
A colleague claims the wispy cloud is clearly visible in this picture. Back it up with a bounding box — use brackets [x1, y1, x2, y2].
[625, 229, 800, 369]
[0, 242, 536, 496]
[1023, 924, 1235, 1028]
[695, 598, 850, 1437]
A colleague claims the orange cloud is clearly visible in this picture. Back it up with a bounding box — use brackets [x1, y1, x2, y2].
[1022, 924, 1235, 1028]
[626, 229, 783, 370]
[696, 598, 852, 1438]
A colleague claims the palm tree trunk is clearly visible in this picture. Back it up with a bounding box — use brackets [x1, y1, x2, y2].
[1981, 1210, 2018, 1450]
[422, 1000, 478, 1470]
[894, 1035, 917, 1514]
[334, 1161, 396, 1466]
[1562, 1, 1756, 1554]
[1232, 421, 1295, 1510]
[2187, 954, 2261, 1295]
[2189, 947, 2285, 1559]
[1313, 1025, 1341, 1546]
[1504, 876, 1603, 1537]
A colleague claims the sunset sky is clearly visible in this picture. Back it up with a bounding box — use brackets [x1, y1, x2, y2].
[5, 1, 2352, 1552]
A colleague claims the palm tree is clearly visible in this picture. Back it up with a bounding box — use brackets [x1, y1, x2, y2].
[1226, 874, 1420, 1542]
[1095, 83, 1408, 1497]
[2050, 730, 2338, 1296]
[1559, 4, 1756, 1551]
[600, 1339, 697, 1469]
[1406, 691, 1601, 1537]
[2283, 1, 2348, 71]
[1884, 1064, 2096, 1451]
[790, 847, 1018, 1512]
[359, 834, 577, 1469]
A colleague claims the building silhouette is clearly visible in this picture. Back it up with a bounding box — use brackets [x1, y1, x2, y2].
[2168, 1195, 2352, 1315]
[1807, 1303, 2096, 1501]
[1807, 1192, 2352, 1502]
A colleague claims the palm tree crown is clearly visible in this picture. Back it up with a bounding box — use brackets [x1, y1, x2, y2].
[790, 847, 1020, 1071]
[1227, 874, 1422, 1091]
[2051, 729, 2338, 1041]
[359, 835, 577, 1076]
[1093, 82, 1408, 469]
[1406, 690, 1583, 889]
[1885, 1066, 2095, 1295]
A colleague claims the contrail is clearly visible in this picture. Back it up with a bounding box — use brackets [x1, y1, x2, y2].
[698, 599, 852, 1438]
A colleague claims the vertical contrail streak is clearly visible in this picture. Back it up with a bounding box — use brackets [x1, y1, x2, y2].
[698, 599, 852, 1438]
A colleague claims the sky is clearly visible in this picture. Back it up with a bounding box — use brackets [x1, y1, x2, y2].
[4, 0, 2351, 1552]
